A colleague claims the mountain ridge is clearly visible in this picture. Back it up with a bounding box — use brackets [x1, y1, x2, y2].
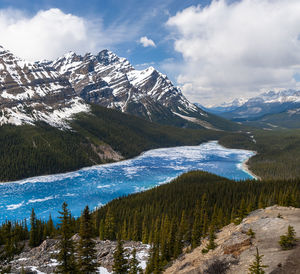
[0, 45, 237, 131]
[203, 90, 300, 128]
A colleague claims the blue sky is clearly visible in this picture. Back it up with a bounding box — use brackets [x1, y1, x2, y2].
[0, 0, 208, 69]
[1, 0, 300, 105]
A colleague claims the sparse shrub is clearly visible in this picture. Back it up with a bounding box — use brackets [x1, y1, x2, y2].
[202, 248, 209, 254]
[233, 217, 242, 225]
[247, 228, 255, 239]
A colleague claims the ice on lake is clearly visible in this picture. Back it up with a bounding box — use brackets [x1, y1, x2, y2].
[0, 141, 255, 223]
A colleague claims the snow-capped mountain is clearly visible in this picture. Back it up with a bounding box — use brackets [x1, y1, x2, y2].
[203, 98, 247, 114]
[0, 46, 234, 130]
[0, 46, 89, 128]
[205, 90, 300, 121]
[50, 49, 206, 124]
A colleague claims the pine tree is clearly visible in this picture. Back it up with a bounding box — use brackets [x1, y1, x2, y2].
[99, 219, 105, 240]
[142, 217, 148, 244]
[47, 214, 55, 238]
[128, 248, 142, 274]
[248, 247, 268, 274]
[56, 202, 77, 274]
[77, 206, 98, 273]
[258, 194, 265, 209]
[146, 218, 161, 274]
[159, 215, 167, 264]
[132, 212, 140, 241]
[166, 218, 176, 260]
[206, 226, 217, 251]
[104, 207, 115, 240]
[279, 225, 297, 250]
[216, 207, 224, 228]
[1, 221, 16, 261]
[202, 211, 208, 236]
[173, 219, 183, 258]
[179, 211, 189, 242]
[237, 198, 248, 223]
[191, 201, 202, 249]
[29, 209, 39, 247]
[112, 240, 128, 273]
[146, 243, 160, 274]
[121, 219, 128, 240]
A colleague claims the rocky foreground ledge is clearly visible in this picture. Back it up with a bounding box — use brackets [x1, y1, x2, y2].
[165, 205, 300, 274]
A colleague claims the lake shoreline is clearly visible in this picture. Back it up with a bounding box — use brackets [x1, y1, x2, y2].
[242, 158, 261, 180]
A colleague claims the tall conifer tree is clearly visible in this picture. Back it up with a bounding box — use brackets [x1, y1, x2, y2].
[78, 206, 98, 272]
[112, 240, 128, 273]
[29, 209, 38, 247]
[56, 202, 77, 273]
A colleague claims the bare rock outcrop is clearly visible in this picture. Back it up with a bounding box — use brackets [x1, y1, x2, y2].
[164, 205, 300, 274]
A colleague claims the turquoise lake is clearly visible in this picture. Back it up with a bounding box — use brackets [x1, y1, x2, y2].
[0, 141, 255, 223]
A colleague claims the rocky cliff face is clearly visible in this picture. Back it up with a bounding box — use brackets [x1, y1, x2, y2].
[165, 205, 300, 274]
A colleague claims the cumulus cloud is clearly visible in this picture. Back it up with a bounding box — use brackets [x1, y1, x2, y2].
[167, 0, 300, 105]
[0, 8, 136, 61]
[139, 36, 156, 47]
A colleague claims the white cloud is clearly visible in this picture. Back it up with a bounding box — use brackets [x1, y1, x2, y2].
[139, 36, 156, 47]
[166, 0, 300, 105]
[0, 8, 137, 61]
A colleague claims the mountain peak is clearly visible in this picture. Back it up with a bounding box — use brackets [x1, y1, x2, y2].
[96, 49, 121, 65]
[64, 51, 77, 59]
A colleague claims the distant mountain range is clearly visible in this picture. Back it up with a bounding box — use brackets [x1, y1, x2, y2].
[202, 90, 300, 128]
[0, 46, 235, 131]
